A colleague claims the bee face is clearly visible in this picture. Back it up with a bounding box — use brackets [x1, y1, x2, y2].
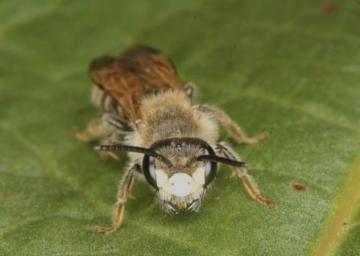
[142, 138, 217, 213]
[155, 168, 206, 213]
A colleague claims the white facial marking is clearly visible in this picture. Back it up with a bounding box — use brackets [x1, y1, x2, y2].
[155, 169, 168, 188]
[192, 167, 205, 185]
[164, 173, 195, 197]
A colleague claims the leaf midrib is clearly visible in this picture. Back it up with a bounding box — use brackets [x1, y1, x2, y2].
[311, 155, 360, 256]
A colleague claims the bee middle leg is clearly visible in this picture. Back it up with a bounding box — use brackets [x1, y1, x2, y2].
[94, 163, 140, 234]
[71, 113, 132, 160]
[71, 113, 130, 142]
[71, 113, 115, 142]
[216, 142, 275, 207]
[198, 105, 268, 145]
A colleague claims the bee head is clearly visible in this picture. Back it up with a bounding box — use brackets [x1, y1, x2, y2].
[142, 138, 217, 213]
[95, 137, 246, 214]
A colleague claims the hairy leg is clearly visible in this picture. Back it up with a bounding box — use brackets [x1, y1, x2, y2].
[216, 142, 275, 206]
[71, 113, 132, 159]
[94, 164, 140, 234]
[198, 105, 268, 145]
[71, 113, 115, 142]
[71, 113, 131, 142]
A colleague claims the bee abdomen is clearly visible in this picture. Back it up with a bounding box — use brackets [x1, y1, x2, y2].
[91, 85, 124, 116]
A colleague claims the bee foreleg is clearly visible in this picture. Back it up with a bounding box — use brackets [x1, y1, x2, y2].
[93, 163, 140, 234]
[198, 105, 268, 145]
[216, 142, 275, 207]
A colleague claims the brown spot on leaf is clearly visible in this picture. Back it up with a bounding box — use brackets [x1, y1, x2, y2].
[321, 3, 339, 15]
[292, 183, 306, 191]
[312, 67, 321, 76]
[264, 199, 277, 208]
[2, 194, 14, 201]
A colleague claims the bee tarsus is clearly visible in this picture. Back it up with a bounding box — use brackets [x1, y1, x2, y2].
[93, 164, 139, 234]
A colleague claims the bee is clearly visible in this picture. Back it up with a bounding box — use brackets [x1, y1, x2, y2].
[72, 45, 274, 234]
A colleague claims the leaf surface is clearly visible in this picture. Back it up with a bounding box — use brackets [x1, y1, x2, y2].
[1, 0, 360, 255]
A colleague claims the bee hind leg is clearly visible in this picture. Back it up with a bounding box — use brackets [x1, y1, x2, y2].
[216, 142, 275, 207]
[198, 105, 267, 145]
[70, 113, 117, 142]
[94, 163, 140, 234]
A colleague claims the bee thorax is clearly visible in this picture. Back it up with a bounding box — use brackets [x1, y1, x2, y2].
[129, 91, 219, 148]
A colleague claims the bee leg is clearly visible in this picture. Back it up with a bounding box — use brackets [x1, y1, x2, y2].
[198, 105, 268, 145]
[216, 142, 275, 207]
[70, 113, 116, 142]
[127, 176, 136, 200]
[96, 114, 133, 160]
[93, 164, 139, 234]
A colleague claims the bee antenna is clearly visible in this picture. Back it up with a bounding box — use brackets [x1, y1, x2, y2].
[195, 155, 247, 168]
[94, 145, 173, 167]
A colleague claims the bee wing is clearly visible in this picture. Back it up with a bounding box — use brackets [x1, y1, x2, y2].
[89, 45, 185, 121]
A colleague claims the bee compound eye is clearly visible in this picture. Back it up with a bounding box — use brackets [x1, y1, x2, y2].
[204, 161, 217, 187]
[204, 160, 212, 177]
[201, 147, 217, 187]
[142, 156, 158, 189]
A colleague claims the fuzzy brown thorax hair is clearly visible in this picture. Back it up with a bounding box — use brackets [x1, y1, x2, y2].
[126, 90, 219, 162]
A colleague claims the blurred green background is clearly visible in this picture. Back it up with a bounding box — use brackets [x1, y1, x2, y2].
[1, 0, 360, 255]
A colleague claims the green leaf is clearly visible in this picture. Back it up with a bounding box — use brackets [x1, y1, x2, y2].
[1, 0, 360, 255]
